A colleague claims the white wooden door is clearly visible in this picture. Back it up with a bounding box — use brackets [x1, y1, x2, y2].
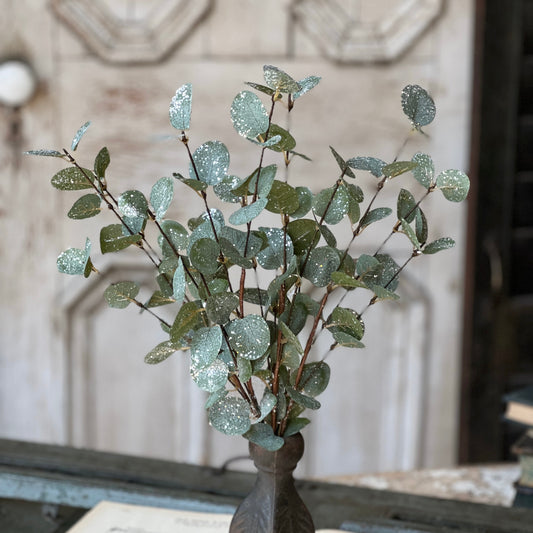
[0, 0, 474, 477]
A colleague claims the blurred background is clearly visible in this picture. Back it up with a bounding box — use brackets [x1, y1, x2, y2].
[0, 0, 529, 479]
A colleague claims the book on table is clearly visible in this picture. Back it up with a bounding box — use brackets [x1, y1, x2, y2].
[504, 385, 533, 427]
[66, 501, 345, 532]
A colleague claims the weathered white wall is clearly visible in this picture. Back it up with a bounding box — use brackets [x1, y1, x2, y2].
[0, 0, 474, 476]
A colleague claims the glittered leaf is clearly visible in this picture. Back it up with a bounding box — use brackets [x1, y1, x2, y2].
[209, 396, 251, 436]
[213, 175, 241, 203]
[57, 238, 92, 276]
[423, 237, 455, 254]
[244, 423, 284, 451]
[71, 121, 91, 151]
[360, 207, 392, 229]
[312, 185, 350, 225]
[24, 149, 64, 158]
[94, 147, 110, 179]
[287, 219, 319, 255]
[286, 387, 320, 410]
[284, 417, 311, 437]
[415, 207, 428, 246]
[266, 180, 300, 215]
[191, 359, 228, 392]
[291, 187, 313, 218]
[100, 224, 141, 253]
[189, 238, 220, 275]
[356, 254, 380, 277]
[256, 390, 277, 423]
[227, 315, 270, 360]
[118, 190, 148, 235]
[293, 75, 321, 99]
[436, 169, 470, 202]
[103, 281, 140, 309]
[170, 301, 205, 345]
[190, 326, 223, 370]
[230, 90, 269, 139]
[244, 82, 275, 96]
[189, 141, 229, 186]
[326, 307, 364, 342]
[175, 174, 208, 192]
[144, 341, 178, 364]
[302, 246, 340, 287]
[158, 220, 188, 256]
[172, 258, 186, 302]
[293, 362, 330, 397]
[401, 85, 436, 128]
[330, 271, 366, 289]
[400, 218, 421, 249]
[67, 194, 101, 219]
[411, 152, 434, 188]
[205, 292, 239, 324]
[228, 197, 268, 225]
[346, 156, 386, 178]
[150, 177, 174, 222]
[383, 161, 418, 178]
[52, 167, 94, 191]
[264, 124, 296, 153]
[256, 227, 294, 270]
[320, 225, 336, 248]
[169, 83, 192, 130]
[263, 65, 301, 93]
[330, 146, 355, 178]
[146, 290, 175, 308]
[397, 189, 417, 223]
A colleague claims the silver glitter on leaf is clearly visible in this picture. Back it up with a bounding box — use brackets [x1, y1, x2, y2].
[400, 218, 421, 249]
[256, 227, 294, 270]
[67, 194, 101, 220]
[263, 65, 301, 94]
[172, 258, 186, 303]
[423, 237, 455, 255]
[71, 121, 91, 151]
[230, 90, 269, 139]
[144, 341, 178, 365]
[435, 169, 470, 202]
[57, 238, 92, 277]
[346, 156, 386, 178]
[191, 359, 228, 392]
[302, 246, 340, 287]
[189, 141, 229, 186]
[190, 326, 223, 370]
[411, 152, 434, 188]
[103, 281, 140, 309]
[213, 175, 242, 203]
[227, 315, 270, 360]
[244, 423, 284, 451]
[293, 362, 330, 397]
[228, 197, 268, 225]
[100, 224, 141, 254]
[118, 190, 148, 235]
[293, 75, 321, 100]
[208, 396, 251, 436]
[291, 187, 313, 219]
[150, 177, 174, 222]
[52, 167, 95, 191]
[265, 180, 300, 215]
[360, 207, 392, 229]
[169, 83, 192, 131]
[401, 85, 436, 128]
[158, 220, 188, 256]
[189, 238, 221, 276]
[383, 161, 418, 179]
[312, 185, 350, 225]
[397, 189, 417, 223]
[24, 149, 64, 158]
[330, 146, 355, 179]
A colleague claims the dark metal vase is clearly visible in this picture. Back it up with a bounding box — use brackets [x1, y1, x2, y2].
[229, 432, 315, 533]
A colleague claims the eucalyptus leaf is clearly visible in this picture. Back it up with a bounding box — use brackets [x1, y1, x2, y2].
[220, 238, 253, 269]
[347, 156, 386, 177]
[94, 147, 110, 180]
[244, 423, 284, 451]
[248, 134, 282, 148]
[244, 82, 275, 96]
[265, 180, 300, 215]
[189, 238, 221, 275]
[146, 290, 175, 308]
[360, 207, 392, 229]
[205, 389, 228, 409]
[436, 169, 470, 202]
[158, 220, 188, 256]
[355, 254, 380, 277]
[170, 301, 205, 345]
[100, 224, 141, 253]
[250, 164, 277, 198]
[172, 258, 186, 302]
[286, 387, 320, 410]
[284, 417, 311, 437]
[169, 83, 192, 130]
[264, 124, 296, 153]
[190, 141, 229, 185]
[145, 341, 178, 364]
[213, 175, 241, 203]
[367, 284, 400, 301]
[312, 185, 349, 225]
[423, 237, 455, 254]
[205, 292, 239, 324]
[231, 90, 269, 139]
[256, 227, 294, 270]
[319, 225, 337, 248]
[209, 396, 251, 436]
[57, 238, 92, 276]
[71, 121, 91, 151]
[175, 174, 208, 192]
[118, 190, 148, 235]
[401, 85, 436, 128]
[383, 161, 418, 178]
[291, 187, 313, 218]
[330, 146, 356, 178]
[326, 307, 365, 342]
[302, 246, 340, 287]
[397, 189, 417, 223]
[227, 315, 270, 360]
[190, 326, 223, 370]
[52, 167, 94, 191]
[415, 207, 428, 246]
[228, 197, 268, 225]
[330, 271, 366, 289]
[103, 281, 140, 309]
[263, 65, 301, 93]
[191, 359, 228, 392]
[24, 149, 64, 157]
[287, 219, 319, 256]
[293, 75, 321, 99]
[293, 362, 330, 397]
[150, 177, 174, 221]
[411, 152, 434, 188]
[400, 218, 421, 249]
[67, 194, 101, 219]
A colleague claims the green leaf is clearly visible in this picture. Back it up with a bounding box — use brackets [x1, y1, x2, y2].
[205, 389, 228, 409]
[213, 175, 241, 203]
[150, 177, 174, 222]
[244, 424, 284, 451]
[401, 85, 436, 128]
[94, 147, 110, 180]
[242, 288, 270, 309]
[256, 390, 277, 423]
[330, 271, 366, 289]
[146, 290, 175, 308]
[221, 226, 263, 258]
[293, 362, 330, 397]
[228, 197, 268, 225]
[209, 396, 251, 436]
[57, 238, 92, 276]
[237, 357, 253, 383]
[190, 141, 229, 185]
[279, 320, 303, 355]
[291, 187, 313, 218]
[284, 417, 311, 437]
[158, 220, 188, 256]
[170, 301, 205, 344]
[356, 254, 380, 277]
[423, 237, 455, 254]
[326, 307, 365, 342]
[264, 124, 296, 153]
[145, 341, 178, 364]
[363, 254, 400, 292]
[172, 258, 186, 302]
[302, 246, 340, 287]
[103, 281, 140, 309]
[256, 227, 294, 270]
[71, 121, 91, 151]
[231, 90, 269, 139]
[191, 359, 228, 392]
[319, 225, 337, 248]
[244, 82, 275, 96]
[400, 218, 421, 249]
[118, 190, 148, 235]
[411, 152, 434, 188]
[330, 146, 356, 178]
[436, 169, 470, 202]
[293, 75, 321, 99]
[169, 83, 192, 130]
[333, 331, 365, 348]
[220, 238, 253, 269]
[250, 164, 277, 198]
[67, 194, 101, 219]
[52, 167, 94, 191]
[205, 292, 239, 324]
[227, 315, 270, 360]
[24, 149, 64, 157]
[266, 180, 300, 214]
[312, 185, 350, 225]
[346, 156, 386, 177]
[100, 224, 141, 253]
[248, 135, 282, 148]
[263, 65, 301, 93]
[360, 207, 392, 229]
[383, 161, 418, 178]
[397, 189, 417, 223]
[415, 207, 428, 246]
[286, 387, 320, 410]
[367, 284, 400, 301]
[189, 238, 221, 275]
[287, 219, 319, 256]
[175, 173, 208, 192]
[190, 326, 223, 370]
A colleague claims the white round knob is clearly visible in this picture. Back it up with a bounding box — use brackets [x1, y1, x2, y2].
[0, 60, 37, 107]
